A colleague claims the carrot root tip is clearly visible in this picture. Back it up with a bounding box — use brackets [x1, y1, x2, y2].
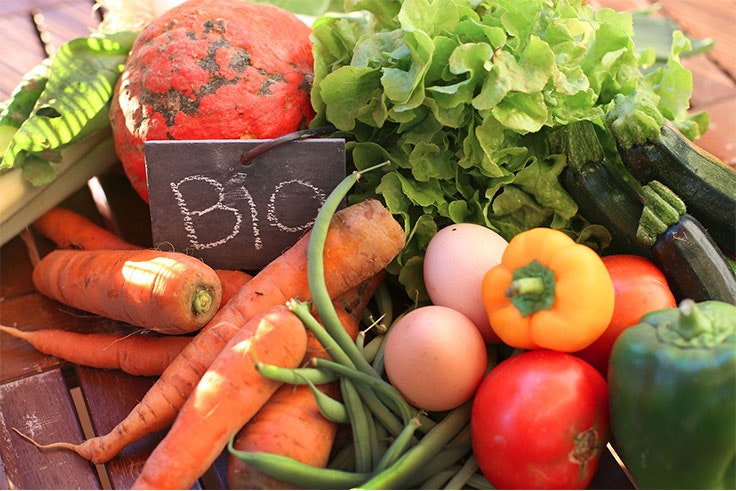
[11, 427, 80, 454]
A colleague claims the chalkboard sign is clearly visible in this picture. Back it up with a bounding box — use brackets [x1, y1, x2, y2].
[145, 138, 345, 270]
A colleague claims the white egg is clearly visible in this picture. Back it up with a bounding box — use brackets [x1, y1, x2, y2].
[384, 305, 488, 412]
[423, 223, 508, 343]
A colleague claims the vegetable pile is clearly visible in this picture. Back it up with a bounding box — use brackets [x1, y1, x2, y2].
[2, 0, 736, 490]
[308, 0, 709, 300]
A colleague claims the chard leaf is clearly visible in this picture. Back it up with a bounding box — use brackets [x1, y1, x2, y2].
[2, 31, 135, 184]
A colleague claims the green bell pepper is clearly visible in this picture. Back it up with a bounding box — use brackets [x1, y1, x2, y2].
[608, 299, 736, 489]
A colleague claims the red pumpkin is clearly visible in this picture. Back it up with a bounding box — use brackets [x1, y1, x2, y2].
[109, 0, 316, 202]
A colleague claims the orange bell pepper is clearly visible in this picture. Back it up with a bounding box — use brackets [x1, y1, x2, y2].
[482, 227, 615, 352]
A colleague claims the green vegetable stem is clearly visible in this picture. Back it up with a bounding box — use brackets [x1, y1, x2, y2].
[0, 31, 137, 247]
[608, 299, 736, 490]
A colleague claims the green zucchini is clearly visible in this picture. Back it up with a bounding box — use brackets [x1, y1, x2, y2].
[550, 120, 736, 304]
[637, 181, 736, 304]
[548, 120, 651, 257]
[650, 214, 736, 304]
[608, 99, 736, 256]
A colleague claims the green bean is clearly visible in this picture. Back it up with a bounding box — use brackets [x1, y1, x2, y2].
[374, 415, 422, 473]
[371, 310, 407, 376]
[356, 384, 406, 437]
[227, 445, 369, 489]
[419, 467, 457, 489]
[328, 441, 355, 472]
[255, 361, 338, 385]
[312, 357, 414, 424]
[287, 298, 355, 368]
[357, 401, 473, 489]
[341, 378, 373, 474]
[419, 465, 493, 490]
[444, 454, 480, 489]
[466, 472, 494, 489]
[407, 422, 473, 485]
[360, 332, 385, 364]
[405, 443, 473, 488]
[372, 280, 395, 329]
[304, 378, 349, 424]
[364, 408, 383, 470]
[362, 309, 388, 335]
[373, 414, 390, 459]
[356, 329, 367, 354]
[289, 299, 407, 435]
[305, 165, 388, 378]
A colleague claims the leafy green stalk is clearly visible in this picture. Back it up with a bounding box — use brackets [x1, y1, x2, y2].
[1, 31, 136, 183]
[0, 31, 136, 246]
[0, 133, 118, 246]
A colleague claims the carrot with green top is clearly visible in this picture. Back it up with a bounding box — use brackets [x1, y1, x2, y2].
[0, 325, 191, 376]
[18, 197, 405, 464]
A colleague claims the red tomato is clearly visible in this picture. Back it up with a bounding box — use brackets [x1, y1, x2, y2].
[574, 254, 676, 377]
[471, 350, 609, 490]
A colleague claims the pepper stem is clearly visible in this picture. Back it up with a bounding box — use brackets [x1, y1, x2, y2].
[505, 260, 556, 317]
[675, 299, 712, 341]
[507, 277, 545, 296]
[657, 299, 734, 348]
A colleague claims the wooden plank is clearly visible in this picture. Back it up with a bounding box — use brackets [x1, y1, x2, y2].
[0, 460, 7, 490]
[0, 13, 47, 99]
[75, 366, 164, 490]
[659, 0, 736, 80]
[0, 0, 98, 100]
[0, 0, 91, 18]
[0, 290, 148, 386]
[37, 1, 100, 50]
[685, 55, 736, 109]
[0, 369, 101, 489]
[692, 96, 736, 166]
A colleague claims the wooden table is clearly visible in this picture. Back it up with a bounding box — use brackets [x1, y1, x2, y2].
[0, 1, 733, 489]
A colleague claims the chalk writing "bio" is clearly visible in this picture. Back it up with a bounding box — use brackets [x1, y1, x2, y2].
[169, 174, 326, 251]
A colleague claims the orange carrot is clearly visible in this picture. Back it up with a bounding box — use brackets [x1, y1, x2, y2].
[33, 207, 140, 250]
[22, 199, 404, 464]
[0, 324, 191, 376]
[32, 248, 223, 335]
[34, 206, 251, 306]
[132, 305, 308, 489]
[227, 272, 385, 489]
[215, 268, 254, 305]
[228, 384, 335, 489]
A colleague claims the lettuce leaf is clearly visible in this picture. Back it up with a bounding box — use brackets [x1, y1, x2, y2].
[311, 0, 704, 301]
